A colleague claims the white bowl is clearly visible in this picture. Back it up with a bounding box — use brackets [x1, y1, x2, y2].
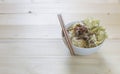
[62, 21, 103, 55]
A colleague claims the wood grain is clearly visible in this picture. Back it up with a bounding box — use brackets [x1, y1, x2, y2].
[0, 0, 31, 3]
[0, 39, 119, 56]
[0, 4, 120, 13]
[33, 0, 120, 4]
[0, 54, 119, 74]
[0, 0, 119, 74]
[0, 13, 119, 39]
[0, 24, 119, 39]
[0, 13, 119, 25]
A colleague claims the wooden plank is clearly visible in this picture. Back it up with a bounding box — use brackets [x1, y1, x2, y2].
[0, 14, 58, 25]
[62, 13, 120, 25]
[0, 13, 119, 25]
[0, 39, 69, 57]
[0, 4, 120, 13]
[0, 0, 31, 3]
[33, 0, 120, 4]
[0, 39, 119, 57]
[0, 56, 119, 74]
[0, 1, 119, 74]
[0, 40, 119, 74]
[0, 45, 120, 74]
[0, 56, 116, 74]
[0, 25, 61, 38]
[0, 4, 31, 13]
[57, 4, 120, 13]
[0, 24, 119, 39]
[0, 13, 119, 39]
[0, 39, 119, 74]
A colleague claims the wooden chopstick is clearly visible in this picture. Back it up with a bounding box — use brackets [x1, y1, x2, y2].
[57, 14, 75, 56]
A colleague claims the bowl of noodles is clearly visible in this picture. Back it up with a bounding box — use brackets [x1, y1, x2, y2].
[62, 18, 107, 55]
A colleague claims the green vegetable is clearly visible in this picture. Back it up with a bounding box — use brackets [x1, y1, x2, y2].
[83, 18, 107, 47]
[68, 18, 108, 48]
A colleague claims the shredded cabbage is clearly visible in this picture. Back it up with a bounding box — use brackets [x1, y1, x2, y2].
[67, 18, 107, 48]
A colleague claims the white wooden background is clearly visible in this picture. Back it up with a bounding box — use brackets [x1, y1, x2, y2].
[0, 0, 120, 74]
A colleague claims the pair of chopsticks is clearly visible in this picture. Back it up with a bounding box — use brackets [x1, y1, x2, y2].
[57, 14, 75, 56]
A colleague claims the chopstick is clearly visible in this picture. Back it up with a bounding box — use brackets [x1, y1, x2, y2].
[57, 14, 75, 56]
